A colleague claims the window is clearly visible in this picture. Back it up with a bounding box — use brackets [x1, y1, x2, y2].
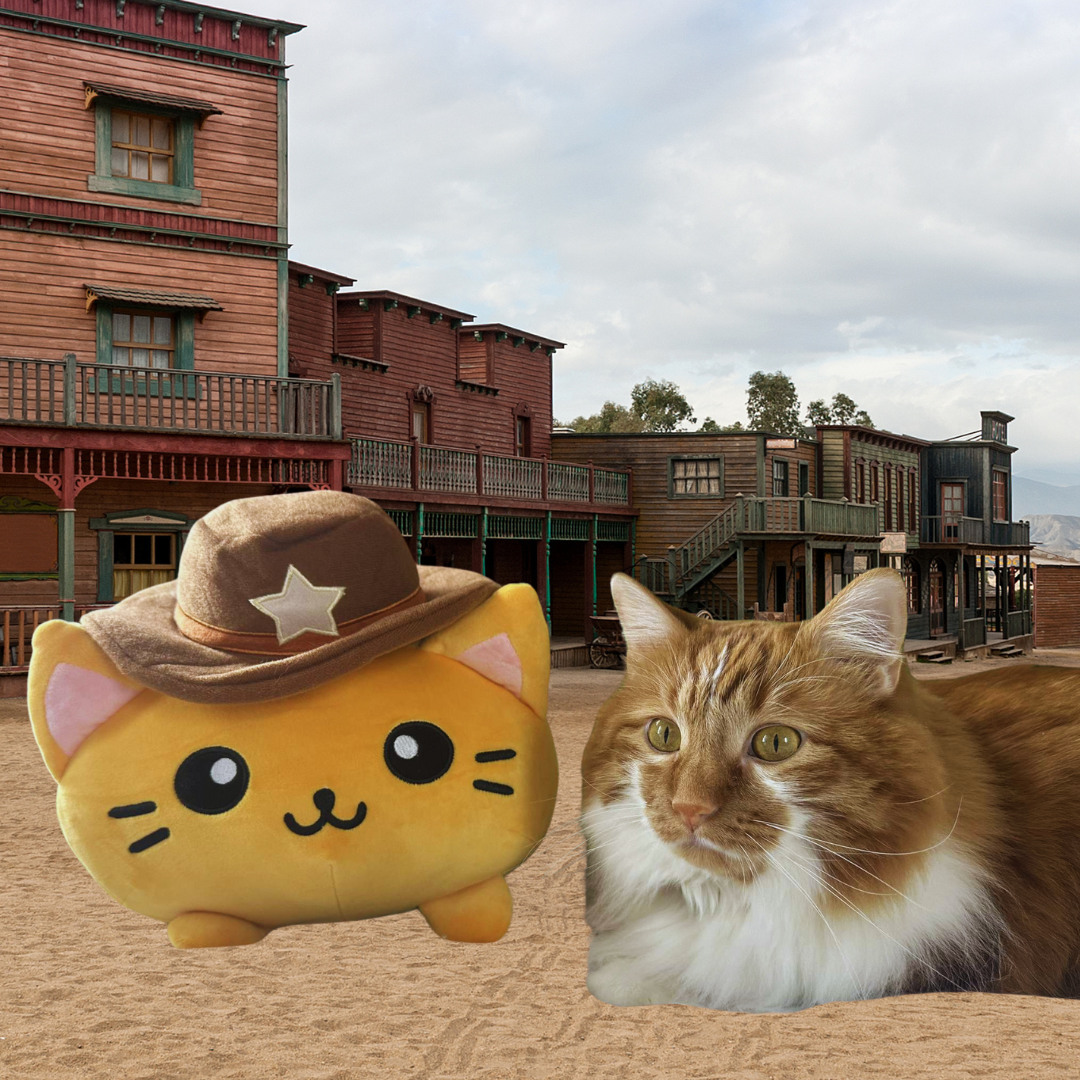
[798, 461, 809, 497]
[870, 465, 879, 504]
[113, 532, 177, 600]
[941, 482, 964, 540]
[774, 564, 787, 613]
[908, 469, 918, 531]
[671, 457, 723, 497]
[515, 415, 531, 457]
[85, 83, 217, 205]
[111, 311, 175, 368]
[988, 418, 1007, 443]
[412, 401, 431, 443]
[992, 469, 1009, 521]
[905, 558, 921, 614]
[772, 458, 789, 497]
[856, 462, 866, 502]
[111, 111, 174, 184]
[884, 466, 893, 530]
[896, 471, 905, 533]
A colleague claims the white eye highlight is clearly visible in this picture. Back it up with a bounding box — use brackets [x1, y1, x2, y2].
[210, 757, 238, 786]
[393, 734, 420, 760]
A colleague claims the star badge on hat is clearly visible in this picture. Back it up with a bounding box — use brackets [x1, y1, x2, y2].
[250, 566, 347, 646]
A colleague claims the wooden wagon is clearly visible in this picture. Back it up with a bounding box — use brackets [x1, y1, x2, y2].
[589, 613, 626, 669]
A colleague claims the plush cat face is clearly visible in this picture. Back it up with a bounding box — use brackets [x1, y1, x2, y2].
[582, 570, 960, 905]
[30, 584, 558, 939]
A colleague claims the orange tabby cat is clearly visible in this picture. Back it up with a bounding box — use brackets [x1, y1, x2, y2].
[582, 568, 1080, 1011]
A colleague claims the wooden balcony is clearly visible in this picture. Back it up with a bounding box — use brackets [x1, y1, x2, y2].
[921, 515, 1030, 547]
[0, 354, 342, 440]
[348, 437, 631, 509]
[1, 604, 110, 673]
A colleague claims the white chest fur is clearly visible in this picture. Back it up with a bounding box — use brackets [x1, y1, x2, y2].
[581, 770, 1000, 1012]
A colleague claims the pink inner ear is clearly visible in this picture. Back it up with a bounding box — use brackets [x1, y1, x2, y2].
[455, 633, 523, 698]
[45, 664, 140, 757]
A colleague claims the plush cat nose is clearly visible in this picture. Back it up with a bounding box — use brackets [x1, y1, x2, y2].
[672, 800, 718, 832]
[313, 788, 336, 813]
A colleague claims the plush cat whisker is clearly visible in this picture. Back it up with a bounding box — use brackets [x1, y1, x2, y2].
[108, 801, 157, 819]
[128, 827, 171, 854]
[475, 749, 517, 763]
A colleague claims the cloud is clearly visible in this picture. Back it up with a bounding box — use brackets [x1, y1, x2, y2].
[276, 0, 1080, 479]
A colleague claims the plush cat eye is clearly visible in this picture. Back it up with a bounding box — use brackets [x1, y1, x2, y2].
[384, 721, 454, 784]
[174, 747, 250, 815]
[646, 718, 682, 753]
[750, 726, 801, 762]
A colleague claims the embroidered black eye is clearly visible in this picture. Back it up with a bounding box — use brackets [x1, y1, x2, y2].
[384, 722, 454, 785]
[174, 747, 250, 814]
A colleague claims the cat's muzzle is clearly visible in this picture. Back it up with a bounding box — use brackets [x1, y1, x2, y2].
[284, 787, 368, 836]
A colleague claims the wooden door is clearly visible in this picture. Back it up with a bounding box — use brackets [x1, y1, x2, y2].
[929, 559, 945, 636]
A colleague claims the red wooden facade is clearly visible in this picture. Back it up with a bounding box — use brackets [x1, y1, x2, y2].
[1033, 562, 1080, 648]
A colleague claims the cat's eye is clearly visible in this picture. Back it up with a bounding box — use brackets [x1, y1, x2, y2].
[174, 747, 250, 814]
[646, 718, 681, 753]
[751, 726, 801, 762]
[384, 721, 454, 784]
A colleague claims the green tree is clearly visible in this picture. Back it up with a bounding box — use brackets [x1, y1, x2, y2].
[804, 399, 832, 426]
[803, 392, 874, 428]
[564, 400, 644, 433]
[630, 378, 695, 432]
[746, 370, 801, 436]
[698, 416, 721, 433]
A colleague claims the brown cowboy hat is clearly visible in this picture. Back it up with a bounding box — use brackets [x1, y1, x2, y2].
[80, 491, 499, 704]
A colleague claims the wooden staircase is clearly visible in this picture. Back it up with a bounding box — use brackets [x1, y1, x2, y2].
[989, 643, 1025, 658]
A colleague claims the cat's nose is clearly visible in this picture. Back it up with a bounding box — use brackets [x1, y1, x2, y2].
[673, 800, 718, 832]
[313, 788, 336, 813]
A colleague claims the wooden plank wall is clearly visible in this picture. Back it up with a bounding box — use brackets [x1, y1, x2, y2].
[457, 334, 489, 384]
[288, 274, 334, 370]
[0, 232, 279, 374]
[820, 430, 846, 499]
[1034, 565, 1080, 647]
[1, 29, 280, 221]
[487, 333, 553, 459]
[0, 478, 276, 607]
[849, 433, 920, 535]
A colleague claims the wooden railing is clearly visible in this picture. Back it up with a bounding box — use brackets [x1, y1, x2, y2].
[921, 516, 1031, 547]
[1006, 609, 1030, 639]
[0, 604, 111, 672]
[347, 437, 632, 507]
[0, 354, 341, 440]
[962, 617, 986, 647]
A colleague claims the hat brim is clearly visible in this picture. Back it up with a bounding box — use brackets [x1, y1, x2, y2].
[80, 566, 500, 704]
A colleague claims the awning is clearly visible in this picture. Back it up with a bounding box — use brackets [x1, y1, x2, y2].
[84, 285, 224, 314]
[83, 83, 223, 124]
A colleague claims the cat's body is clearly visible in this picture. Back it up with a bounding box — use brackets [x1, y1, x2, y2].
[30, 584, 558, 948]
[582, 570, 1080, 1011]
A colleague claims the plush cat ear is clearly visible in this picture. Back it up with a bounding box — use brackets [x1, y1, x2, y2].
[804, 568, 908, 696]
[28, 620, 143, 782]
[419, 583, 549, 719]
[609, 572, 695, 655]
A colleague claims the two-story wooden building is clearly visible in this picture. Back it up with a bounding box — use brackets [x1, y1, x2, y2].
[0, 0, 351, 686]
[284, 270, 635, 636]
[550, 430, 883, 632]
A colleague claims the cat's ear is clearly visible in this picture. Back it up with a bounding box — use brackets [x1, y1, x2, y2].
[609, 572, 695, 655]
[420, 583, 549, 718]
[804, 568, 908, 696]
[28, 620, 143, 782]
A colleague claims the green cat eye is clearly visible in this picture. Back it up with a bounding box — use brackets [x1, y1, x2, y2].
[646, 718, 682, 753]
[751, 725, 801, 762]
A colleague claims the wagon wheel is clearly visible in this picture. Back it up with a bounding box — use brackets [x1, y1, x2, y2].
[695, 609, 714, 620]
[590, 643, 620, 669]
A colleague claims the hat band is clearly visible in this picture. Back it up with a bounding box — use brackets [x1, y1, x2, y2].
[173, 586, 426, 657]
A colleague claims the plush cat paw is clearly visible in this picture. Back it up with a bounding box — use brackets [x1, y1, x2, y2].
[587, 962, 676, 1007]
[167, 912, 269, 949]
[419, 875, 513, 942]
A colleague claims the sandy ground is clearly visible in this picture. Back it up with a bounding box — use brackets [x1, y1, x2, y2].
[3, 652, 1080, 1079]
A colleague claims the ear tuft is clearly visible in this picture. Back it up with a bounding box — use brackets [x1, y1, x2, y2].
[609, 573, 690, 654]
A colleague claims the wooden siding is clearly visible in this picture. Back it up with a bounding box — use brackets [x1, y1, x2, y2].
[458, 333, 490, 384]
[552, 432, 816, 561]
[0, 477, 275, 607]
[1, 30, 280, 222]
[288, 274, 335, 372]
[848, 433, 921, 537]
[1034, 565, 1080, 647]
[820, 429, 846, 501]
[0, 231, 279, 375]
[486, 333, 553, 459]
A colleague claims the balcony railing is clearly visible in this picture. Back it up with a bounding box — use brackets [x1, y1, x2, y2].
[348, 437, 631, 507]
[0, 354, 341, 440]
[0, 604, 110, 672]
[921, 516, 1030, 547]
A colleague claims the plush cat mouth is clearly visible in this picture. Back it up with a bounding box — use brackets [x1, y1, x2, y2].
[284, 788, 367, 836]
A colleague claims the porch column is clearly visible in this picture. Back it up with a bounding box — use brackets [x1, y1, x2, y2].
[957, 552, 966, 651]
[583, 517, 596, 639]
[541, 511, 551, 630]
[480, 507, 488, 577]
[59, 446, 76, 621]
[591, 514, 599, 616]
[415, 503, 424, 564]
[805, 541, 814, 620]
[736, 540, 745, 620]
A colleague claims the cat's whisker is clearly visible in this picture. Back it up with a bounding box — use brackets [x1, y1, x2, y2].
[776, 836, 926, 906]
[891, 785, 952, 806]
[744, 833, 866, 1002]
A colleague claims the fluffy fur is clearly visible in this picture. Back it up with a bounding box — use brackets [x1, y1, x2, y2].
[581, 569, 1080, 1010]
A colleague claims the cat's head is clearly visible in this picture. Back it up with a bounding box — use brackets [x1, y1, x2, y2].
[582, 569, 954, 891]
[29, 584, 557, 928]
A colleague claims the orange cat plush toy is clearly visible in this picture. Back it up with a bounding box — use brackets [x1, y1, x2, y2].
[28, 491, 558, 948]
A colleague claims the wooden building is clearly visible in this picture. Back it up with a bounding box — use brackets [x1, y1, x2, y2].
[1032, 555, 1080, 648]
[550, 430, 882, 632]
[285, 278, 635, 634]
[0, 1, 350, 688]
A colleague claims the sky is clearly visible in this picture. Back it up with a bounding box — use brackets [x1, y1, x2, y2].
[273, 0, 1080, 487]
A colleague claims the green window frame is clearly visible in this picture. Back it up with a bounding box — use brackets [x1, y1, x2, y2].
[88, 101, 201, 205]
[93, 304, 196, 395]
[90, 509, 193, 604]
[668, 455, 725, 499]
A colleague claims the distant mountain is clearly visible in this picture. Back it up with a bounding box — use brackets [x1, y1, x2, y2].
[1027, 515, 1080, 559]
[1013, 476, 1080, 517]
